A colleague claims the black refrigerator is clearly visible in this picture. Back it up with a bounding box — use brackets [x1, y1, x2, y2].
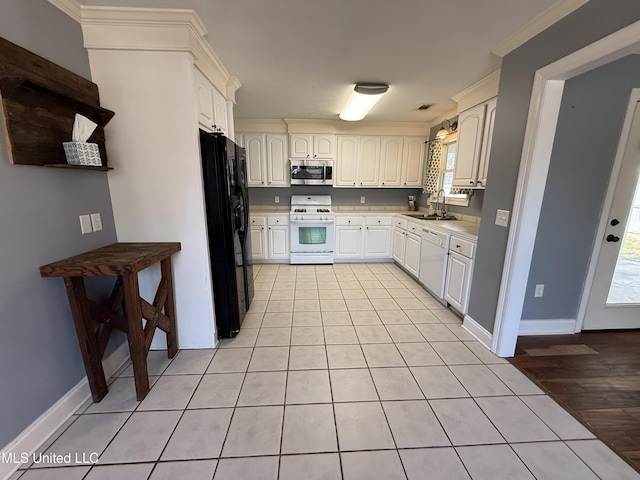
[200, 131, 254, 338]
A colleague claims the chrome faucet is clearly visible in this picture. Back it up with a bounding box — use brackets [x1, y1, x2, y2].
[436, 189, 446, 218]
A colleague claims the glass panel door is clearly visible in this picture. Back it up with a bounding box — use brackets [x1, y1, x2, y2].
[607, 184, 640, 304]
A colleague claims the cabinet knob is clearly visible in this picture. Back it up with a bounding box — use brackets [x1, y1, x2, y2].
[348, 220, 351, 224]
[469, 181, 474, 185]
[269, 227, 271, 230]
[404, 182, 407, 185]
[353, 182, 356, 185]
[477, 181, 483, 186]
[359, 227, 362, 230]
[382, 182, 385, 185]
[456, 244, 461, 248]
[378, 220, 381, 223]
[314, 154, 317, 158]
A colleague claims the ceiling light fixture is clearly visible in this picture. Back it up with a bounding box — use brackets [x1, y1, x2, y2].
[339, 84, 389, 121]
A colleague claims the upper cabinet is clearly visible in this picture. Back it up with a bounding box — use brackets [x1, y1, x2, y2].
[195, 68, 228, 135]
[379, 136, 403, 186]
[452, 96, 497, 189]
[401, 137, 426, 187]
[335, 135, 426, 188]
[242, 133, 289, 187]
[289, 133, 335, 159]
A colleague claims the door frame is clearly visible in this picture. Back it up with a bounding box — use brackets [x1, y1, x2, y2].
[578, 91, 640, 331]
[492, 20, 640, 357]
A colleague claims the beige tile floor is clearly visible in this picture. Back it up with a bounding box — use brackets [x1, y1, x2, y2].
[11, 263, 640, 479]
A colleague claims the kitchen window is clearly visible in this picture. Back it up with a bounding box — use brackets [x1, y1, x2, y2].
[434, 136, 470, 206]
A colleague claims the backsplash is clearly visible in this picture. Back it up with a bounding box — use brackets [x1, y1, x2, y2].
[248, 186, 423, 207]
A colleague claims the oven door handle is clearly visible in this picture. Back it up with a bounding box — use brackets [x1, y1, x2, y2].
[290, 219, 335, 224]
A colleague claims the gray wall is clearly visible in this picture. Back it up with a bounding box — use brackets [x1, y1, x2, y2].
[468, 0, 640, 332]
[0, 0, 118, 449]
[522, 55, 640, 319]
[250, 186, 423, 208]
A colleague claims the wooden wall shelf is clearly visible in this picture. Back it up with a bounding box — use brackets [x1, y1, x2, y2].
[43, 164, 113, 172]
[0, 36, 114, 169]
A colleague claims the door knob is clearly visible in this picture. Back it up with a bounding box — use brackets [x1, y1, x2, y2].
[610, 219, 620, 226]
[606, 234, 620, 242]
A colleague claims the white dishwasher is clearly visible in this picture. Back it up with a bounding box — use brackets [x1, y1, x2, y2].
[419, 226, 450, 301]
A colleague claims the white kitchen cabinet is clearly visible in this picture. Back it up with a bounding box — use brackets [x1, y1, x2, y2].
[335, 216, 364, 259]
[245, 134, 266, 186]
[444, 235, 476, 314]
[289, 133, 335, 159]
[243, 133, 289, 187]
[250, 216, 268, 261]
[265, 135, 289, 186]
[357, 136, 381, 186]
[404, 231, 421, 277]
[477, 96, 497, 188]
[267, 216, 289, 259]
[379, 136, 403, 186]
[364, 217, 393, 258]
[336, 135, 425, 188]
[251, 215, 289, 261]
[401, 137, 426, 187]
[335, 136, 358, 187]
[392, 228, 406, 264]
[453, 97, 496, 189]
[392, 217, 421, 278]
[195, 68, 228, 135]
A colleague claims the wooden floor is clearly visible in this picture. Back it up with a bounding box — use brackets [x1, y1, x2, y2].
[510, 330, 640, 472]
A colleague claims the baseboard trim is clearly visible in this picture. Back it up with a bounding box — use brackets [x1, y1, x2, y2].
[0, 341, 130, 480]
[519, 318, 577, 335]
[462, 315, 493, 349]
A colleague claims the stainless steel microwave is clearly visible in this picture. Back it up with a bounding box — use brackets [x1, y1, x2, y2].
[290, 160, 333, 185]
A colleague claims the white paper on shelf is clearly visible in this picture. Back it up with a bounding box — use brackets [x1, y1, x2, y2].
[71, 113, 97, 142]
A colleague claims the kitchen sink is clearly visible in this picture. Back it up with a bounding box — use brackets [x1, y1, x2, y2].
[403, 213, 456, 221]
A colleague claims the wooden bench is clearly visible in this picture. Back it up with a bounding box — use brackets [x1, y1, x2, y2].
[40, 242, 181, 401]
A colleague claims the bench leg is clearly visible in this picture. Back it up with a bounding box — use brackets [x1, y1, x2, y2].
[161, 257, 178, 359]
[122, 272, 150, 401]
[64, 277, 108, 402]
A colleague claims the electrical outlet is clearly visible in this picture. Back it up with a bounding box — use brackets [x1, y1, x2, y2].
[534, 284, 544, 297]
[360, 196, 365, 204]
[495, 209, 510, 227]
[79, 215, 92, 234]
[274, 196, 279, 204]
[90, 213, 103, 232]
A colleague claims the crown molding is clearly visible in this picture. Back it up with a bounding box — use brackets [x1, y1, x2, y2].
[451, 69, 501, 112]
[48, 1, 237, 101]
[491, 0, 589, 57]
[48, 0, 81, 22]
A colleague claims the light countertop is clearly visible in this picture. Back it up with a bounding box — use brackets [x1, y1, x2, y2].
[250, 207, 480, 241]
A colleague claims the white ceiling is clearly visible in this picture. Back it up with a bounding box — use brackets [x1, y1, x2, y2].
[81, 0, 579, 123]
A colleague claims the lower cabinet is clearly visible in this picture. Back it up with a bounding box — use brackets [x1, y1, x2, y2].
[335, 215, 393, 261]
[250, 217, 268, 261]
[335, 216, 364, 259]
[364, 217, 393, 258]
[391, 217, 421, 278]
[404, 231, 421, 277]
[444, 235, 476, 314]
[251, 215, 289, 261]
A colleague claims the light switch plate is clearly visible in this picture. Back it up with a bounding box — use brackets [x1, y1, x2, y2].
[360, 196, 366, 204]
[495, 209, 510, 227]
[90, 213, 103, 232]
[79, 215, 92, 234]
[275, 196, 279, 204]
